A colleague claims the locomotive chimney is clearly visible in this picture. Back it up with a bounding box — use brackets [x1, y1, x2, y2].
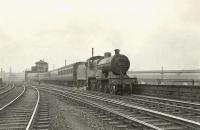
[114, 49, 120, 55]
[92, 48, 94, 57]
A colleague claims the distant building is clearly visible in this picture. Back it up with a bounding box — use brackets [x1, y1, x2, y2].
[25, 60, 49, 82]
[25, 70, 32, 81]
[31, 66, 37, 72]
[3, 72, 25, 82]
[35, 60, 48, 72]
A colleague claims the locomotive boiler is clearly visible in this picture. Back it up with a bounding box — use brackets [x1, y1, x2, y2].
[87, 49, 137, 95]
[97, 49, 130, 75]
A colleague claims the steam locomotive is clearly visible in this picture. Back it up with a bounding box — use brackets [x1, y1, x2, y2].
[27, 49, 137, 95]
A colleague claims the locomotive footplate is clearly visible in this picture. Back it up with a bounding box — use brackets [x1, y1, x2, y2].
[108, 78, 136, 95]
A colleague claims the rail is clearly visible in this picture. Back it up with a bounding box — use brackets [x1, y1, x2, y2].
[0, 84, 14, 95]
[0, 85, 25, 111]
[26, 86, 40, 130]
[0, 83, 9, 90]
[131, 94, 200, 107]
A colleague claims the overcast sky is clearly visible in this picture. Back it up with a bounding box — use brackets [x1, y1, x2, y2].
[0, 0, 200, 72]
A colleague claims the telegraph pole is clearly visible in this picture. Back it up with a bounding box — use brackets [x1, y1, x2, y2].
[65, 59, 66, 66]
[92, 48, 94, 57]
[53, 64, 55, 70]
[161, 66, 164, 82]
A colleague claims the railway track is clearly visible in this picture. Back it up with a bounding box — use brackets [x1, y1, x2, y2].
[0, 84, 15, 96]
[128, 94, 200, 122]
[0, 85, 40, 130]
[0, 83, 9, 90]
[38, 86, 200, 130]
[0, 84, 24, 109]
[32, 91, 50, 130]
[85, 90, 200, 123]
[39, 84, 200, 122]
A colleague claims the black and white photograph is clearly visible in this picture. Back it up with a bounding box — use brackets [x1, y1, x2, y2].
[0, 0, 200, 129]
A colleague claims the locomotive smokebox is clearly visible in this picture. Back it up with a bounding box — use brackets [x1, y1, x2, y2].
[97, 49, 130, 75]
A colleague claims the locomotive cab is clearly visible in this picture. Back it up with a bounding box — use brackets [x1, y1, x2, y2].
[86, 56, 103, 90]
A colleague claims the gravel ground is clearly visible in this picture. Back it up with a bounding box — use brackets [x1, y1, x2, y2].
[44, 92, 108, 130]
